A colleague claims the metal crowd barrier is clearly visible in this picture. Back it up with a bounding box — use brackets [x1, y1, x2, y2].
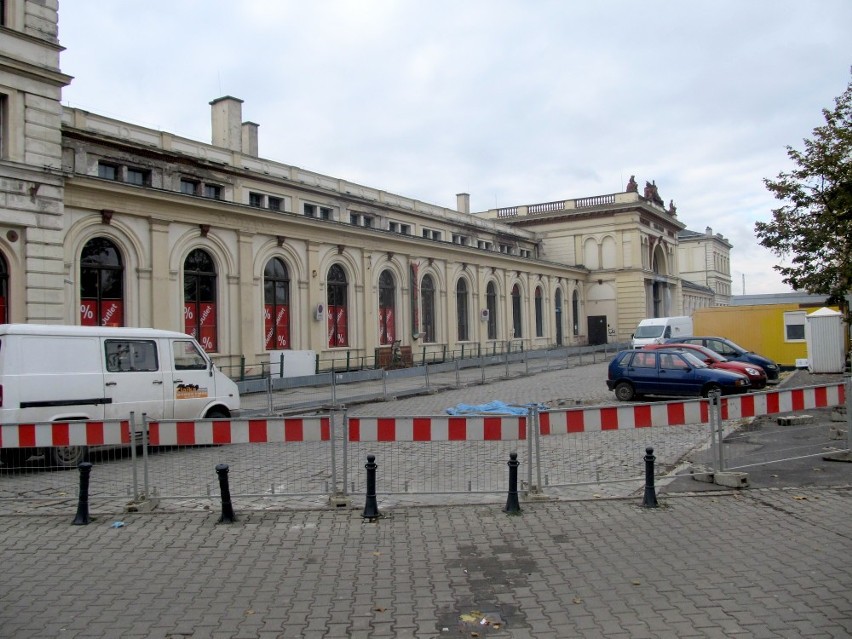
[0, 379, 847, 515]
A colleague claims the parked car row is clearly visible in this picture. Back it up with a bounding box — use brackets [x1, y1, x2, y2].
[644, 343, 768, 389]
[664, 336, 780, 382]
[606, 335, 780, 401]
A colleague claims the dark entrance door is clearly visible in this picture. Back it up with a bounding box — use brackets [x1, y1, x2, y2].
[587, 315, 607, 346]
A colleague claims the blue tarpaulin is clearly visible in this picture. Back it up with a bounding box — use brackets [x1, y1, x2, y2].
[445, 401, 544, 416]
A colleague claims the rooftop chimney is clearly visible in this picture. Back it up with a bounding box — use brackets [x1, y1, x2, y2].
[210, 96, 243, 152]
[457, 193, 470, 215]
[242, 122, 259, 158]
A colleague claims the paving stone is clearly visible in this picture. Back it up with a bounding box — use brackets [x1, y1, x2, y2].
[1, 369, 851, 638]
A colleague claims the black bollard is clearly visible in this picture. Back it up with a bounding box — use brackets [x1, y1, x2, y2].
[503, 452, 522, 514]
[72, 462, 93, 525]
[362, 454, 381, 520]
[216, 463, 237, 523]
[642, 447, 658, 508]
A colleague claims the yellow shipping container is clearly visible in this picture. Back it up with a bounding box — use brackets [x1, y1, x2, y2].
[692, 304, 841, 368]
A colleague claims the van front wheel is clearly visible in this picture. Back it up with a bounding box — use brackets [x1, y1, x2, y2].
[47, 446, 88, 469]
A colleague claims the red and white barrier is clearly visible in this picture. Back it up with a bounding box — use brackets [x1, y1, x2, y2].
[721, 384, 845, 420]
[0, 384, 844, 448]
[348, 415, 527, 442]
[147, 417, 331, 446]
[0, 417, 330, 448]
[540, 382, 846, 435]
[0, 421, 131, 448]
[540, 400, 707, 435]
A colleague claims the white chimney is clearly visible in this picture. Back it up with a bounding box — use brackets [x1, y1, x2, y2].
[457, 193, 470, 214]
[242, 122, 259, 158]
[210, 96, 243, 152]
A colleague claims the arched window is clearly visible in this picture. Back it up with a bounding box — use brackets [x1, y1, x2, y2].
[456, 279, 469, 341]
[80, 237, 124, 327]
[378, 269, 396, 345]
[420, 274, 435, 343]
[534, 287, 544, 337]
[572, 289, 580, 336]
[327, 264, 348, 347]
[184, 249, 217, 351]
[554, 288, 563, 346]
[264, 258, 290, 350]
[511, 284, 522, 338]
[486, 281, 497, 340]
[0, 253, 8, 324]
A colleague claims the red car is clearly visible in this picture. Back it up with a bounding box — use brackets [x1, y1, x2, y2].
[643, 343, 767, 389]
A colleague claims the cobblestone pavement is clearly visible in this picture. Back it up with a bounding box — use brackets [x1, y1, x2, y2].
[1, 486, 850, 638]
[1, 365, 850, 637]
[0, 361, 717, 515]
[342, 361, 617, 416]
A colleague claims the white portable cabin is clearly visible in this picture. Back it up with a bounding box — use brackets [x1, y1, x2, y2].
[805, 308, 845, 373]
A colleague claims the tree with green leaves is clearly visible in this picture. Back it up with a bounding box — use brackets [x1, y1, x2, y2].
[755, 73, 852, 323]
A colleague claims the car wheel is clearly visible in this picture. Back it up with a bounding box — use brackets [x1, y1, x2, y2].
[702, 383, 722, 398]
[205, 408, 229, 419]
[614, 381, 635, 401]
[47, 446, 88, 469]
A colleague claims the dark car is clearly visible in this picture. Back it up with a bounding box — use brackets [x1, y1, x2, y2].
[643, 343, 768, 389]
[665, 336, 780, 382]
[606, 348, 750, 401]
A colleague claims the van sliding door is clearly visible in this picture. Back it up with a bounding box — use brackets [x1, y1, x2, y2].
[102, 339, 166, 422]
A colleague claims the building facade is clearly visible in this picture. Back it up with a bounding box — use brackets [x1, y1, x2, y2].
[478, 177, 690, 343]
[0, 0, 733, 373]
[677, 226, 733, 307]
[0, 0, 72, 325]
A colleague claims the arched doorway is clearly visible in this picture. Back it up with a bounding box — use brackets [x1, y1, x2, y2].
[456, 279, 469, 341]
[378, 269, 396, 345]
[327, 264, 348, 347]
[420, 274, 435, 343]
[0, 252, 8, 324]
[184, 248, 217, 351]
[263, 257, 290, 350]
[80, 237, 124, 327]
[554, 288, 563, 346]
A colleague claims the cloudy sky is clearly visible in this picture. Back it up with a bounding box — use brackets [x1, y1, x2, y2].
[58, 1, 851, 295]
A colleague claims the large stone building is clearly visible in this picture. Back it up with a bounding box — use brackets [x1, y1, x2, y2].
[677, 226, 734, 313]
[0, 0, 732, 372]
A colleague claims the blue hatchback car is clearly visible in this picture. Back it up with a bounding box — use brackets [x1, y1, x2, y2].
[606, 348, 751, 401]
[665, 336, 780, 382]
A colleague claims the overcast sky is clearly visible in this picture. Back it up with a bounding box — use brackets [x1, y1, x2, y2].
[58, 1, 852, 295]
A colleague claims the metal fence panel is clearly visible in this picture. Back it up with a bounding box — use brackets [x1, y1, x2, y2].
[3, 379, 846, 514]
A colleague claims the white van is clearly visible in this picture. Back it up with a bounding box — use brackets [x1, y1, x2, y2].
[631, 316, 693, 348]
[0, 324, 240, 466]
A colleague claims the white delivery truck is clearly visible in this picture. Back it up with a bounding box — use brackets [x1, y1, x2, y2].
[631, 316, 693, 348]
[0, 324, 240, 466]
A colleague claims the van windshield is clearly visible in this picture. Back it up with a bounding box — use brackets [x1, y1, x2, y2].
[634, 325, 664, 338]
